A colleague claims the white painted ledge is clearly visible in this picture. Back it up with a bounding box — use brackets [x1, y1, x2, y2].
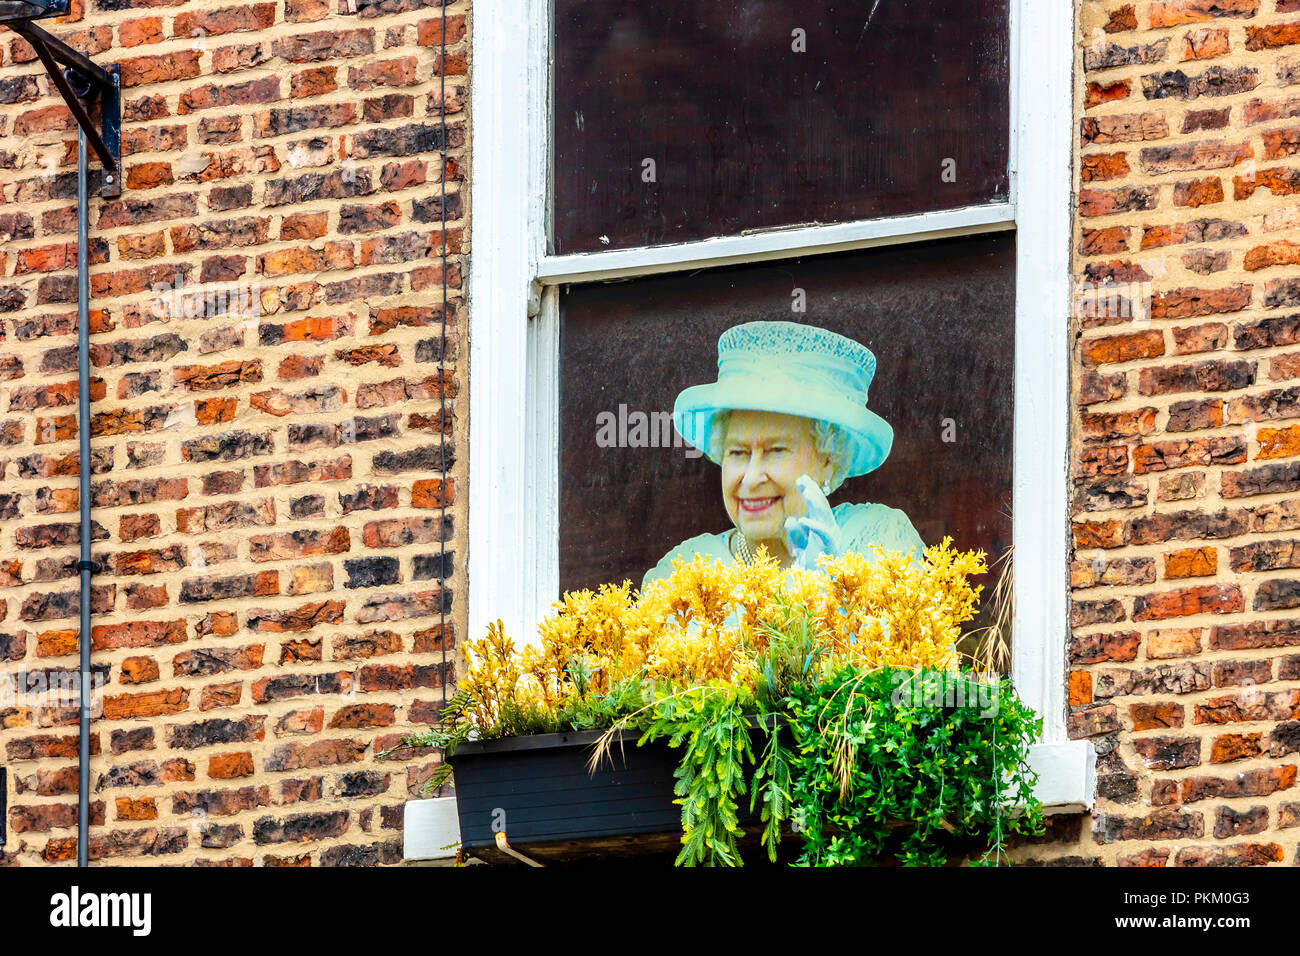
[536, 204, 1016, 285]
[403, 796, 461, 863]
[1028, 740, 1096, 814]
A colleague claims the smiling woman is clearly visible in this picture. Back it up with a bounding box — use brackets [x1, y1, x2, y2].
[642, 321, 925, 586]
[556, 235, 1016, 600]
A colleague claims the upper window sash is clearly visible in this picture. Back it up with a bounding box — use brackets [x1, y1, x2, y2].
[548, 0, 1013, 255]
[528, 4, 1023, 282]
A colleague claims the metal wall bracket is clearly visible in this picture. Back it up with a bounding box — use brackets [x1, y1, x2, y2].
[1, 4, 120, 197]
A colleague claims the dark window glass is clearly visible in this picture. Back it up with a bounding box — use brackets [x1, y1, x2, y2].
[558, 233, 1015, 637]
[552, 0, 1011, 253]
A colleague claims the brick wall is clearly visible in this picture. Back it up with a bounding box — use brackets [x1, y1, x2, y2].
[1015, 0, 1300, 866]
[0, 0, 467, 865]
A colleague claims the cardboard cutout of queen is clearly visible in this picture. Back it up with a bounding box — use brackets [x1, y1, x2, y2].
[643, 321, 926, 587]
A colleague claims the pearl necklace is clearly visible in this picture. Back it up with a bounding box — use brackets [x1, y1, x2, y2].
[730, 529, 757, 565]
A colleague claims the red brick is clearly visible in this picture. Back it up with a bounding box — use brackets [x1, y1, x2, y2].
[200, 683, 242, 711]
[1183, 766, 1297, 802]
[1247, 22, 1300, 50]
[115, 797, 158, 821]
[1174, 177, 1225, 207]
[1081, 153, 1132, 183]
[173, 4, 276, 38]
[277, 355, 322, 380]
[1131, 702, 1185, 731]
[1211, 733, 1263, 763]
[102, 687, 189, 719]
[1082, 331, 1164, 366]
[120, 656, 160, 684]
[1246, 240, 1300, 272]
[1164, 547, 1218, 579]
[119, 50, 202, 87]
[209, 751, 255, 779]
[1068, 670, 1092, 706]
[1076, 629, 1138, 665]
[417, 14, 466, 46]
[1183, 27, 1230, 61]
[119, 16, 162, 47]
[1149, 0, 1259, 27]
[280, 212, 329, 241]
[1133, 584, 1243, 621]
[92, 619, 186, 650]
[1258, 424, 1300, 460]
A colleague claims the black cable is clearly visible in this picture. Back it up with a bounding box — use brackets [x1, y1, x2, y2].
[438, 0, 449, 723]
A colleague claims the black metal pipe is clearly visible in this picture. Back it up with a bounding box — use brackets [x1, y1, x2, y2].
[76, 127, 91, 869]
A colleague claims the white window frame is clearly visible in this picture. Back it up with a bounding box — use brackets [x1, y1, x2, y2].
[467, 0, 1092, 812]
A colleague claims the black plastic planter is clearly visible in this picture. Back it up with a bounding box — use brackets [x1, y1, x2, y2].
[449, 726, 794, 865]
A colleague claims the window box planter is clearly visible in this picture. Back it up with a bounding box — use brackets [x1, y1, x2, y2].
[449, 723, 801, 865]
[445, 719, 996, 866]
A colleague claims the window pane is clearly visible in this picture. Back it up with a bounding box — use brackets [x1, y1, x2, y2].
[558, 234, 1015, 639]
[552, 0, 1011, 254]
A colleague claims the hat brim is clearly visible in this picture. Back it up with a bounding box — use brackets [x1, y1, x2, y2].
[673, 379, 894, 478]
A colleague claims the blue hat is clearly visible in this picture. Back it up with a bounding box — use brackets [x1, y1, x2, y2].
[673, 321, 894, 478]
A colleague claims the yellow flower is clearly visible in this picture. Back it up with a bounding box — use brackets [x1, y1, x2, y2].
[461, 538, 988, 729]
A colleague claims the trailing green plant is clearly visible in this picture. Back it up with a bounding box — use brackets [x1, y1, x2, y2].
[748, 715, 791, 862]
[744, 597, 822, 861]
[638, 684, 756, 867]
[786, 664, 1044, 867]
[584, 598, 821, 867]
[384, 689, 476, 792]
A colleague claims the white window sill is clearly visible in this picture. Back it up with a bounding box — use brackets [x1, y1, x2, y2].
[403, 796, 461, 863]
[1028, 740, 1096, 815]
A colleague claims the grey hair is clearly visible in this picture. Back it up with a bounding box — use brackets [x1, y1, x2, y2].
[707, 410, 853, 494]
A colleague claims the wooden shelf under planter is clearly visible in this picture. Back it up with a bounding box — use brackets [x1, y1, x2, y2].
[449, 727, 800, 865]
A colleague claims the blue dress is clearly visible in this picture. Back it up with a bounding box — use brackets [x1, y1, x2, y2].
[642, 502, 927, 589]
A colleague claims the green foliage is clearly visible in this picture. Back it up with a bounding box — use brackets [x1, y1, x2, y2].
[749, 715, 791, 862]
[626, 605, 817, 867]
[786, 665, 1045, 866]
[397, 666, 655, 796]
[639, 684, 756, 867]
[745, 601, 820, 861]
[750, 598, 827, 714]
[557, 675, 653, 732]
[386, 689, 476, 793]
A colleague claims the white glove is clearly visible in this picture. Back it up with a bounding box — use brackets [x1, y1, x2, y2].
[784, 475, 843, 571]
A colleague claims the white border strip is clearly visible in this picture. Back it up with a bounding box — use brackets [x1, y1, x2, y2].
[525, 289, 561, 632]
[1009, 0, 1079, 771]
[467, 0, 543, 646]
